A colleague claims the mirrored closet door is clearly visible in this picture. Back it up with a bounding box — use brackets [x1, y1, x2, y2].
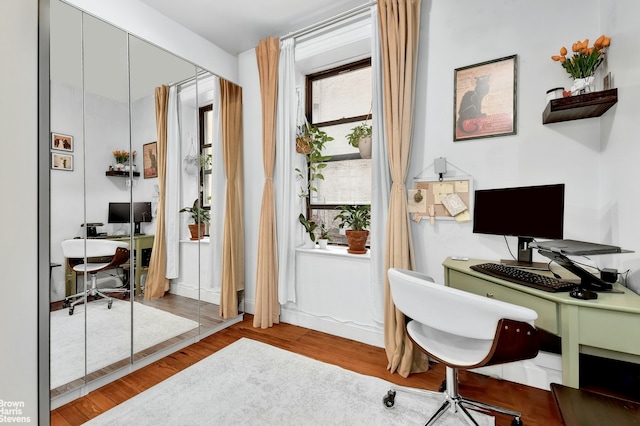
[49, 0, 243, 404]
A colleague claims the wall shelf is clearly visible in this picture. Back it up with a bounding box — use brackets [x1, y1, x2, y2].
[542, 88, 618, 124]
[105, 170, 140, 177]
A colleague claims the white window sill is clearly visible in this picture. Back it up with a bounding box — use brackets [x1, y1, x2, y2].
[296, 245, 370, 260]
[179, 237, 210, 244]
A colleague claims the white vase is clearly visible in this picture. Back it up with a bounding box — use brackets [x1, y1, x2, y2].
[304, 236, 316, 249]
[571, 76, 595, 96]
[358, 137, 372, 159]
[114, 163, 124, 171]
[317, 239, 328, 249]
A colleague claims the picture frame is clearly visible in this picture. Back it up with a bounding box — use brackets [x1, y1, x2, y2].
[143, 141, 158, 179]
[51, 152, 73, 171]
[454, 55, 517, 141]
[51, 132, 74, 152]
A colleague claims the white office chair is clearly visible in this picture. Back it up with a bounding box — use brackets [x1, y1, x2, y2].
[61, 239, 130, 315]
[384, 268, 539, 426]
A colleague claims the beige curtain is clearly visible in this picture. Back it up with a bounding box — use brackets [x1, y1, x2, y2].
[379, 0, 427, 377]
[253, 37, 281, 329]
[145, 85, 170, 300]
[219, 78, 245, 318]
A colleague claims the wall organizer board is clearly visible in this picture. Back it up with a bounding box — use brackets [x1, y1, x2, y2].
[410, 160, 473, 224]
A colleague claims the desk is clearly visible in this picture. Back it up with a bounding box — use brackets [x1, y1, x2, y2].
[443, 257, 640, 388]
[65, 235, 154, 296]
[551, 383, 640, 425]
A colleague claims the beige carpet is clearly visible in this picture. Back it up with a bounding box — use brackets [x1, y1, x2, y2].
[85, 338, 494, 425]
[50, 299, 199, 389]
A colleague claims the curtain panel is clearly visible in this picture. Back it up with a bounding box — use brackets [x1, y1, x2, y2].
[253, 37, 281, 328]
[145, 84, 170, 300]
[219, 78, 245, 319]
[378, 0, 428, 377]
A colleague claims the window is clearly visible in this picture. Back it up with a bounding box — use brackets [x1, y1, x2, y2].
[199, 104, 213, 209]
[305, 59, 372, 245]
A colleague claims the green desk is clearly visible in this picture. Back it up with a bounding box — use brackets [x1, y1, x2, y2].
[65, 234, 154, 296]
[443, 257, 640, 389]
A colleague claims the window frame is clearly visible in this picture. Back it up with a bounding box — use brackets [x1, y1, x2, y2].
[304, 58, 372, 244]
[198, 104, 213, 210]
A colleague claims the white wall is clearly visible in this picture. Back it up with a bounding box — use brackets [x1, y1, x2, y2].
[239, 0, 640, 345]
[1, 0, 39, 422]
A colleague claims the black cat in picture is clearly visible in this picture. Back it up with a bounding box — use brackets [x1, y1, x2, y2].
[457, 75, 490, 133]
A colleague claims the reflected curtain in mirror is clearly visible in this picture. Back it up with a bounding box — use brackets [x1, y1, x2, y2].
[253, 37, 280, 329]
[145, 84, 170, 299]
[219, 78, 244, 318]
[378, 0, 428, 377]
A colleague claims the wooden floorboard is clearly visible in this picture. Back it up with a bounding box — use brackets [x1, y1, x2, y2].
[50, 315, 564, 426]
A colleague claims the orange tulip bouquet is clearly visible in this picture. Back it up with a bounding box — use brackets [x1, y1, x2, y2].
[551, 35, 611, 95]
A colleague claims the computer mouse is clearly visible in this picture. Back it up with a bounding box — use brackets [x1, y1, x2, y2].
[569, 288, 598, 300]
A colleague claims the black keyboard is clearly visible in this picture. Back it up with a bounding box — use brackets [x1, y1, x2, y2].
[470, 262, 575, 292]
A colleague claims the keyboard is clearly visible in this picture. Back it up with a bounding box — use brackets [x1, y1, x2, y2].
[470, 262, 575, 292]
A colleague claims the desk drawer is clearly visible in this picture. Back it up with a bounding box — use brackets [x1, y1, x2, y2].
[579, 308, 640, 356]
[448, 270, 559, 334]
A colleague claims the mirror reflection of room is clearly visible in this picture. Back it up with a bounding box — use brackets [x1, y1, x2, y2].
[48, 0, 241, 401]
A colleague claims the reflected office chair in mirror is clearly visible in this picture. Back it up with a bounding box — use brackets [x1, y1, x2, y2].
[61, 239, 130, 315]
[384, 268, 539, 426]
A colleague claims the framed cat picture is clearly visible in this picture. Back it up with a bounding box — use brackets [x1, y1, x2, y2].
[454, 55, 517, 141]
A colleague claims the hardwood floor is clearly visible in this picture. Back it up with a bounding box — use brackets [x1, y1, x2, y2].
[50, 315, 563, 426]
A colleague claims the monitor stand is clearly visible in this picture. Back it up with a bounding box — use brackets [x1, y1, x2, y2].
[500, 236, 549, 270]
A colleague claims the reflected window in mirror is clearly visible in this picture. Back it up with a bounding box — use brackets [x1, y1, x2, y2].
[199, 104, 213, 209]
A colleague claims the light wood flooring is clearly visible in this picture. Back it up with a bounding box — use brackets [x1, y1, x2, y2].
[51, 314, 565, 426]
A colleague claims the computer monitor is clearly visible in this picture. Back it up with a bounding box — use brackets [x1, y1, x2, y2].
[108, 202, 152, 234]
[473, 183, 565, 266]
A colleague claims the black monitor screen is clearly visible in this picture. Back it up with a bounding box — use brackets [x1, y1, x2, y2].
[133, 202, 152, 223]
[108, 202, 152, 225]
[108, 202, 130, 224]
[473, 184, 565, 240]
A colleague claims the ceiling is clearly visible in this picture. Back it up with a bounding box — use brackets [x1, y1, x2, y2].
[138, 0, 368, 55]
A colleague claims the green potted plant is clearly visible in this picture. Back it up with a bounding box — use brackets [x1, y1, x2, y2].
[298, 213, 318, 248]
[179, 199, 211, 240]
[334, 204, 371, 254]
[317, 222, 331, 249]
[295, 123, 333, 197]
[346, 122, 372, 159]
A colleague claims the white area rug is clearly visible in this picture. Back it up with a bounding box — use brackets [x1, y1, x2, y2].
[86, 338, 494, 425]
[50, 299, 199, 389]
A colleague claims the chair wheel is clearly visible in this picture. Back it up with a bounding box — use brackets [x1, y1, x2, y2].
[69, 307, 74, 315]
[439, 379, 446, 392]
[511, 416, 523, 426]
[62, 299, 70, 308]
[383, 390, 396, 408]
[108, 300, 113, 309]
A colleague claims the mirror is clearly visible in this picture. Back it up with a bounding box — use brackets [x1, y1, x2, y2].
[49, 0, 244, 406]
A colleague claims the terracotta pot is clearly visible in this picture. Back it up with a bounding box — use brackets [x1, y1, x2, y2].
[345, 230, 369, 254]
[188, 223, 206, 240]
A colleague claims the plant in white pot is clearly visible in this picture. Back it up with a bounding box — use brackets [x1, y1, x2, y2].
[335, 204, 371, 254]
[317, 222, 331, 249]
[179, 199, 210, 240]
[346, 122, 372, 159]
[298, 213, 318, 249]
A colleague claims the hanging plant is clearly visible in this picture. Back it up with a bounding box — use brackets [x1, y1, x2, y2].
[294, 123, 333, 198]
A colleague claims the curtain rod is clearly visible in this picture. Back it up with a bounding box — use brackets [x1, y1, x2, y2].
[170, 70, 211, 88]
[280, 1, 376, 42]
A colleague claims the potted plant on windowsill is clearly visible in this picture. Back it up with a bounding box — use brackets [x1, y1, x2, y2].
[335, 204, 371, 254]
[346, 122, 372, 159]
[298, 213, 318, 248]
[179, 199, 210, 240]
[317, 222, 331, 249]
[295, 123, 333, 198]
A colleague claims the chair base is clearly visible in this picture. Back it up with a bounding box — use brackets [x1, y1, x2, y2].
[383, 367, 523, 426]
[63, 274, 129, 315]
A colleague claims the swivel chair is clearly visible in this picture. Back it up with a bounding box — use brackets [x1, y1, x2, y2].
[61, 239, 130, 315]
[383, 268, 539, 426]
